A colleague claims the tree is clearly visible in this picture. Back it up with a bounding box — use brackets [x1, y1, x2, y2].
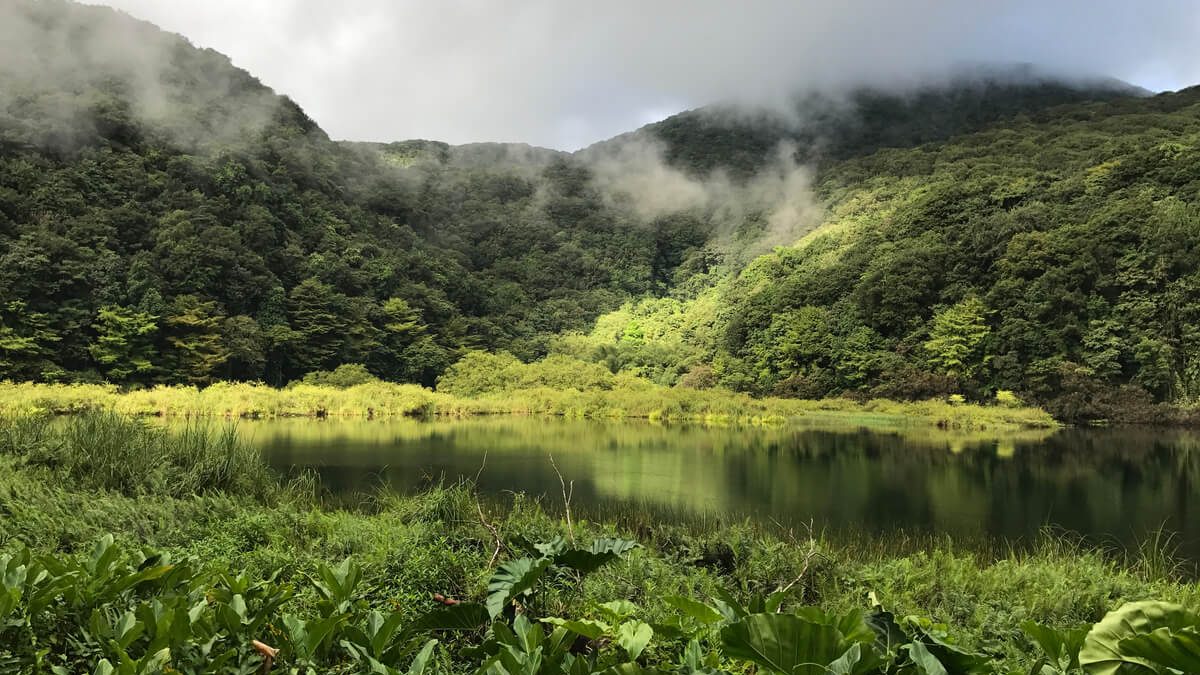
[0, 301, 61, 381]
[257, 286, 296, 386]
[221, 315, 266, 381]
[288, 278, 351, 375]
[164, 295, 230, 384]
[924, 296, 991, 380]
[366, 297, 430, 381]
[89, 306, 159, 383]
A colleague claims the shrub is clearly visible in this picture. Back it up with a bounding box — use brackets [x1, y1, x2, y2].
[995, 389, 1022, 408]
[299, 363, 380, 388]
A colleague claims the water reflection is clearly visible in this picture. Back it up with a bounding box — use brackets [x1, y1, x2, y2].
[233, 417, 1200, 559]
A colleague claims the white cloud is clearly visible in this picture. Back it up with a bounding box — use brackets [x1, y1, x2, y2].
[83, 0, 1200, 149]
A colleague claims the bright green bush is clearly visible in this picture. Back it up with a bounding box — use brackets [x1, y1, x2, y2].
[299, 363, 380, 388]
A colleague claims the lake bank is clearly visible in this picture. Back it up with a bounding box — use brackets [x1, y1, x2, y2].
[0, 421, 1195, 671]
[0, 380, 1058, 431]
[2, 412, 1197, 672]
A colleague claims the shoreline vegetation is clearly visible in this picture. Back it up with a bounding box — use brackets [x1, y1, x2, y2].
[0, 414, 1196, 673]
[0, 379, 1058, 431]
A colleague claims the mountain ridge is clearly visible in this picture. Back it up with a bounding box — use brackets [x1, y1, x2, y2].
[4, 0, 1200, 422]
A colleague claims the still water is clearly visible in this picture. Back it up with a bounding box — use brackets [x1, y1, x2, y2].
[238, 416, 1200, 558]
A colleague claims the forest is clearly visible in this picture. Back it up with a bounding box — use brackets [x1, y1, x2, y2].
[2, 0, 1200, 426]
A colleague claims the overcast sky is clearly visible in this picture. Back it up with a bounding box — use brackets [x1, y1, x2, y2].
[90, 0, 1200, 150]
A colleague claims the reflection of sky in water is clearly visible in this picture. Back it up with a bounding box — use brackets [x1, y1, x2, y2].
[224, 417, 1200, 559]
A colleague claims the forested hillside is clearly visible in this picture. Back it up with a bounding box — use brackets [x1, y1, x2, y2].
[573, 86, 1200, 422]
[3, 0, 1199, 422]
[0, 0, 704, 386]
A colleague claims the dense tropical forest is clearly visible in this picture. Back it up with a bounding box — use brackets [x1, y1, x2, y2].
[3, 1, 1200, 425]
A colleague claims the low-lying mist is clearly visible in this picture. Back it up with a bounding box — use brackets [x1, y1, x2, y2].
[584, 137, 821, 249]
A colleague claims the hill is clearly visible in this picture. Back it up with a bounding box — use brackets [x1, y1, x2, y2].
[568, 86, 1200, 422]
[0, 0, 687, 386]
[4, 0, 1199, 422]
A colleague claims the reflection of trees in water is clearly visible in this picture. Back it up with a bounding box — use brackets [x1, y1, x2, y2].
[248, 418, 1200, 558]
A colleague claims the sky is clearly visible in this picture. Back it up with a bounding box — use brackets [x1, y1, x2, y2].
[89, 0, 1200, 150]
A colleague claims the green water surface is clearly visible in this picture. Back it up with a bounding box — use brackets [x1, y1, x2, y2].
[235, 416, 1200, 557]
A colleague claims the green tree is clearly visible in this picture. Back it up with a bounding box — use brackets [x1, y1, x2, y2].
[164, 295, 230, 384]
[288, 278, 352, 375]
[89, 305, 159, 383]
[221, 315, 265, 381]
[0, 301, 61, 381]
[924, 296, 991, 380]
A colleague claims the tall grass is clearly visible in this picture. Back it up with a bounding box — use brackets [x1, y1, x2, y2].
[0, 412, 274, 500]
[0, 381, 1060, 430]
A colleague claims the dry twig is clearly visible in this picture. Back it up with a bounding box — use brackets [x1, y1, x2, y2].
[549, 454, 576, 546]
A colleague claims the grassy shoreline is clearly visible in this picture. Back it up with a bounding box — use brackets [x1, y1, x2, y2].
[0, 380, 1058, 430]
[0, 413, 1195, 673]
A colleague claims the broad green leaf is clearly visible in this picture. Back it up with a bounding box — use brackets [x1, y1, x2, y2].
[765, 590, 788, 614]
[1118, 626, 1200, 673]
[534, 537, 568, 558]
[721, 613, 846, 675]
[589, 538, 639, 556]
[617, 620, 654, 660]
[108, 564, 176, 595]
[542, 617, 609, 640]
[486, 558, 550, 619]
[369, 657, 403, 675]
[1022, 620, 1087, 670]
[1080, 601, 1200, 675]
[369, 610, 407, 656]
[88, 534, 119, 577]
[828, 642, 886, 675]
[907, 640, 949, 675]
[865, 609, 908, 655]
[406, 603, 489, 635]
[554, 550, 619, 575]
[142, 648, 171, 672]
[665, 596, 724, 626]
[827, 643, 862, 675]
[599, 665, 662, 675]
[599, 600, 639, 621]
[407, 638, 439, 675]
[904, 619, 992, 674]
[711, 587, 747, 622]
[794, 608, 876, 646]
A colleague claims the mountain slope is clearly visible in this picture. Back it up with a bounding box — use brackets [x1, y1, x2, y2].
[570, 85, 1200, 421]
[3, 0, 1199, 423]
[0, 0, 683, 385]
[589, 67, 1146, 178]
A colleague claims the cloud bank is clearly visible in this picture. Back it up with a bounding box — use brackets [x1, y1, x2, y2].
[64, 0, 1200, 149]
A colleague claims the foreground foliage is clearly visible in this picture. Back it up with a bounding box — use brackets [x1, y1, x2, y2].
[2, 533, 1199, 674]
[0, 413, 1196, 673]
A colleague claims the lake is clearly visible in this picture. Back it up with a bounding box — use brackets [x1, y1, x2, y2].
[237, 416, 1200, 559]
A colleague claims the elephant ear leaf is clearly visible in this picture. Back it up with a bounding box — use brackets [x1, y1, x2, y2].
[553, 550, 618, 575]
[665, 596, 724, 626]
[1079, 601, 1200, 675]
[553, 538, 639, 575]
[1022, 620, 1087, 670]
[1116, 626, 1200, 674]
[906, 640, 948, 675]
[486, 558, 551, 619]
[405, 603, 489, 636]
[617, 620, 654, 661]
[591, 538, 640, 556]
[721, 613, 844, 675]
